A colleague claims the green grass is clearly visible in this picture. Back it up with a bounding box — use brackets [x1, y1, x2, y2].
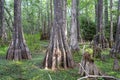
[0, 33, 120, 80]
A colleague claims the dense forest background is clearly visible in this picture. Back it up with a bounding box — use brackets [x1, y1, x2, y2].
[3, 0, 118, 40]
[0, 0, 120, 80]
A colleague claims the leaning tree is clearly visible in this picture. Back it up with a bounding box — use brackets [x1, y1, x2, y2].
[43, 0, 74, 70]
[6, 0, 32, 60]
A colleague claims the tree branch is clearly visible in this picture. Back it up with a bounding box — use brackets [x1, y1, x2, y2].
[77, 75, 118, 80]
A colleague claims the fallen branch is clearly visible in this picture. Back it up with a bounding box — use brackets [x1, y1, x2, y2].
[79, 63, 89, 76]
[77, 75, 119, 80]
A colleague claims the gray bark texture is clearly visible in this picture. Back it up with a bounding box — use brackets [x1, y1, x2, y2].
[6, 0, 32, 60]
[104, 0, 108, 28]
[43, 0, 74, 70]
[110, 0, 120, 71]
[76, 0, 82, 42]
[70, 0, 79, 52]
[110, 0, 114, 48]
[62, 0, 67, 38]
[93, 0, 108, 58]
[110, 0, 120, 59]
[0, 0, 7, 41]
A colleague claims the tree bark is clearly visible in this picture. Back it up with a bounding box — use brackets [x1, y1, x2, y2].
[93, 0, 108, 58]
[70, 0, 79, 52]
[76, 0, 82, 43]
[50, 0, 53, 29]
[0, 0, 7, 41]
[62, 0, 67, 38]
[104, 0, 108, 28]
[110, 0, 120, 58]
[115, 0, 120, 42]
[110, 0, 114, 48]
[6, 0, 32, 60]
[95, 0, 98, 32]
[43, 0, 74, 70]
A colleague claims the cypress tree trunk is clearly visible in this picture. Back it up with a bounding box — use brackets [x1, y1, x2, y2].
[110, 0, 120, 71]
[62, 0, 67, 38]
[93, 0, 108, 58]
[43, 0, 74, 70]
[70, 0, 79, 52]
[6, 0, 32, 60]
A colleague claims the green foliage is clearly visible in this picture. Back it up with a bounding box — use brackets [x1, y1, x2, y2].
[24, 33, 48, 53]
[0, 45, 8, 57]
[85, 48, 93, 55]
[105, 21, 117, 40]
[80, 16, 96, 40]
[0, 35, 120, 80]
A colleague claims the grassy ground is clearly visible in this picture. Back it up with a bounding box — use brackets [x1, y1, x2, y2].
[0, 34, 120, 80]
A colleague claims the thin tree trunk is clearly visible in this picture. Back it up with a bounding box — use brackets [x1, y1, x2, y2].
[110, 0, 114, 48]
[0, 0, 7, 41]
[98, 0, 103, 46]
[110, 0, 120, 58]
[104, 0, 108, 28]
[6, 0, 32, 60]
[4, 6, 14, 32]
[47, 0, 50, 39]
[70, 0, 79, 52]
[76, 0, 82, 43]
[50, 0, 53, 28]
[43, 0, 74, 70]
[96, 0, 108, 49]
[115, 0, 120, 42]
[93, 0, 108, 58]
[95, 0, 98, 33]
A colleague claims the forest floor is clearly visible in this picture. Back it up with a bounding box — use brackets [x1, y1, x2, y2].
[0, 34, 120, 80]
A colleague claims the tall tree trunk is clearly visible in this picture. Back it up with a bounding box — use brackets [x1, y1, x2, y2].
[49, 0, 53, 40]
[95, 0, 98, 33]
[47, 0, 50, 39]
[76, 0, 82, 43]
[110, 0, 120, 58]
[43, 0, 74, 70]
[115, 0, 120, 42]
[6, 0, 32, 60]
[0, 0, 7, 42]
[93, 0, 108, 58]
[70, 0, 79, 52]
[50, 0, 53, 28]
[104, 0, 108, 28]
[110, 0, 120, 71]
[98, 0, 104, 47]
[110, 0, 114, 48]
